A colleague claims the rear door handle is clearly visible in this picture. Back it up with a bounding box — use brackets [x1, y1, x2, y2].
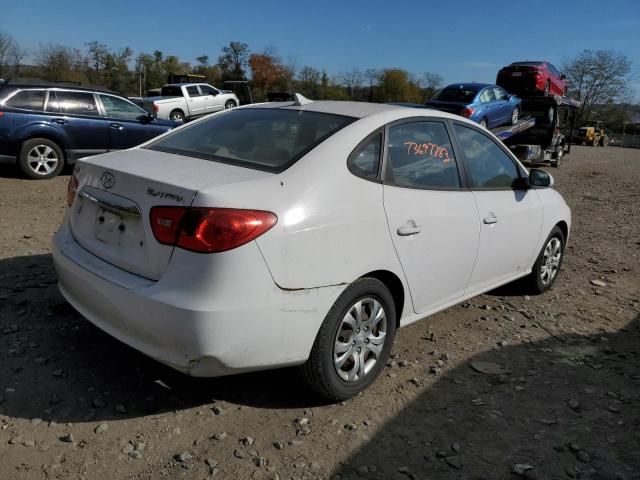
[483, 214, 499, 224]
[110, 123, 124, 131]
[397, 225, 422, 236]
[52, 118, 67, 125]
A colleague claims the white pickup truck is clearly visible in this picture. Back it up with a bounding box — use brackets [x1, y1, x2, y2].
[142, 83, 240, 123]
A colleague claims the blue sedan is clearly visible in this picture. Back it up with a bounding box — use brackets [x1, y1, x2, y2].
[425, 83, 521, 129]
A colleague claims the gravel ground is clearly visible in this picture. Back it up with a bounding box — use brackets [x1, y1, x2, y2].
[0, 145, 639, 480]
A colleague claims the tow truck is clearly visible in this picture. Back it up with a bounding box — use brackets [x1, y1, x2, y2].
[491, 95, 581, 168]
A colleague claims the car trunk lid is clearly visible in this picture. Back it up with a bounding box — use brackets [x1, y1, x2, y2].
[69, 148, 272, 281]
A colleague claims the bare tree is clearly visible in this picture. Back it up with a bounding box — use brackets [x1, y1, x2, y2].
[422, 71, 443, 100]
[562, 49, 632, 121]
[0, 32, 15, 77]
[9, 43, 27, 76]
[364, 68, 380, 102]
[339, 68, 363, 100]
[35, 43, 83, 82]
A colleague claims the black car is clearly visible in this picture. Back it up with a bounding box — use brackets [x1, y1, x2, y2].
[0, 83, 177, 179]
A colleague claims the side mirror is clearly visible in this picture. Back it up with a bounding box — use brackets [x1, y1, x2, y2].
[560, 74, 566, 80]
[138, 113, 153, 124]
[529, 168, 554, 188]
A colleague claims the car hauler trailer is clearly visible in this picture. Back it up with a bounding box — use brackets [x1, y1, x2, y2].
[493, 95, 580, 168]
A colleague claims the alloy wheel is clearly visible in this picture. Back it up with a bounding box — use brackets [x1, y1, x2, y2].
[512, 108, 519, 124]
[333, 297, 387, 383]
[540, 237, 562, 286]
[27, 145, 59, 176]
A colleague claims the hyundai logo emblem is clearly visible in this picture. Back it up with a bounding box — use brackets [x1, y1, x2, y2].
[100, 172, 115, 189]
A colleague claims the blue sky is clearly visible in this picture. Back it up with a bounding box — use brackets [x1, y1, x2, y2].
[3, 0, 640, 98]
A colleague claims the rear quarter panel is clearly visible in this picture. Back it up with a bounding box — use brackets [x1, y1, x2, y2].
[2, 113, 71, 154]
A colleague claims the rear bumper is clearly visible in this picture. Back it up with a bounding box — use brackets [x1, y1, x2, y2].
[52, 220, 344, 377]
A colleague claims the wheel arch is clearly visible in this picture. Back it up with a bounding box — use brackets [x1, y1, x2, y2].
[359, 269, 405, 328]
[21, 134, 68, 161]
[555, 220, 569, 247]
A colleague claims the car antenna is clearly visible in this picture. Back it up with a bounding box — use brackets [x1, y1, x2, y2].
[293, 93, 313, 106]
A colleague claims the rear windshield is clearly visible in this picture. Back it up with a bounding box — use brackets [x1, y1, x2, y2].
[160, 86, 183, 97]
[146, 108, 355, 172]
[509, 62, 543, 67]
[433, 87, 478, 103]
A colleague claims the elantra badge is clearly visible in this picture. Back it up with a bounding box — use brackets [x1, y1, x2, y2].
[100, 172, 115, 189]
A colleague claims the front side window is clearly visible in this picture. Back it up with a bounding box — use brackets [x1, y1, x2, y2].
[453, 124, 521, 189]
[146, 108, 355, 172]
[386, 121, 460, 189]
[5, 90, 45, 111]
[348, 133, 381, 180]
[47, 91, 98, 116]
[492, 87, 507, 101]
[199, 85, 216, 96]
[100, 94, 146, 120]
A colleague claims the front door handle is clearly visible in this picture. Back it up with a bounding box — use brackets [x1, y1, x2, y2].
[483, 214, 499, 224]
[110, 123, 124, 131]
[397, 224, 422, 236]
[52, 118, 68, 125]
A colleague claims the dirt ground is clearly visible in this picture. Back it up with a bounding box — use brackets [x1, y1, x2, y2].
[0, 145, 639, 480]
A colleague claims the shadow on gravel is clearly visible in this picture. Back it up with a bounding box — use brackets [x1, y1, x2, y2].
[0, 254, 326, 424]
[333, 315, 640, 480]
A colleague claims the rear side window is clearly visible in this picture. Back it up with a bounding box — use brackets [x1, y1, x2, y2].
[453, 124, 521, 189]
[348, 133, 381, 180]
[186, 86, 200, 97]
[146, 108, 355, 172]
[5, 90, 45, 111]
[47, 91, 98, 116]
[386, 121, 460, 189]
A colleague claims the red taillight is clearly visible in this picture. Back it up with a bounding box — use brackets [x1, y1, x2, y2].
[0, 111, 4, 119]
[66, 174, 79, 207]
[461, 107, 475, 118]
[150, 207, 277, 253]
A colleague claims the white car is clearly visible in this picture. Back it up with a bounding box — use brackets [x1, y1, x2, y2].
[53, 98, 570, 400]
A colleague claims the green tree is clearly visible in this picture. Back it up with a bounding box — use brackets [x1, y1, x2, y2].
[218, 41, 250, 80]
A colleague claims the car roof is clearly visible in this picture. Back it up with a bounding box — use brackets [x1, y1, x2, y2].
[240, 100, 475, 122]
[443, 83, 493, 91]
[0, 82, 115, 93]
[246, 100, 410, 119]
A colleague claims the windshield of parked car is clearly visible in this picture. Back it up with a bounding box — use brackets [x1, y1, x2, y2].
[432, 87, 478, 103]
[146, 108, 355, 172]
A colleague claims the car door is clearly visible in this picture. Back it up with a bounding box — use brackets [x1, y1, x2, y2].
[97, 94, 163, 150]
[45, 90, 109, 160]
[492, 87, 509, 124]
[382, 120, 480, 314]
[184, 85, 207, 116]
[198, 85, 223, 113]
[478, 88, 497, 127]
[452, 122, 543, 294]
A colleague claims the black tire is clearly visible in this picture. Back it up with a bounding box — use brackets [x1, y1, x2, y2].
[526, 226, 565, 294]
[511, 107, 519, 125]
[169, 110, 186, 123]
[300, 277, 397, 401]
[224, 100, 237, 109]
[600, 137, 609, 147]
[18, 138, 65, 180]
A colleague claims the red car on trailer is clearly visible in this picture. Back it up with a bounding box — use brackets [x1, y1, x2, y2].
[496, 61, 567, 97]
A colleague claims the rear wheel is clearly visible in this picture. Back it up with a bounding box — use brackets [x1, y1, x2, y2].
[18, 138, 65, 179]
[600, 136, 609, 147]
[592, 137, 599, 147]
[300, 278, 396, 401]
[224, 100, 237, 109]
[479, 118, 488, 129]
[511, 107, 519, 125]
[526, 226, 565, 293]
[169, 110, 186, 123]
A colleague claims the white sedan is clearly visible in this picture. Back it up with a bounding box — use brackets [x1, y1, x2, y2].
[53, 97, 570, 400]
